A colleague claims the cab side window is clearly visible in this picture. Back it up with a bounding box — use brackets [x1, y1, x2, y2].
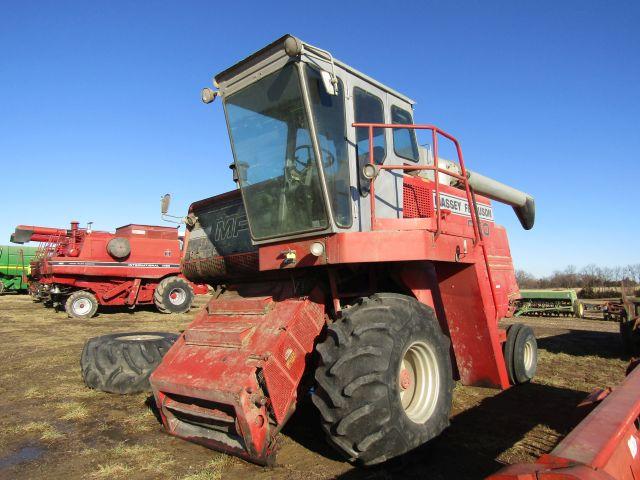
[354, 88, 386, 165]
[391, 105, 419, 162]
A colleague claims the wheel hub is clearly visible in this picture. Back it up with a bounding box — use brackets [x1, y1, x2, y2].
[73, 298, 92, 315]
[523, 340, 534, 370]
[399, 341, 440, 424]
[168, 288, 186, 306]
[399, 368, 412, 390]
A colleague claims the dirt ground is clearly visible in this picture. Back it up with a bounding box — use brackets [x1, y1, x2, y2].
[0, 294, 628, 480]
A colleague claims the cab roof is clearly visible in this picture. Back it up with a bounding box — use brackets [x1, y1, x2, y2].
[215, 34, 415, 105]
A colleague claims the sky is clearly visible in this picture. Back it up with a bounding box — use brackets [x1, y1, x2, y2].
[1, 1, 638, 276]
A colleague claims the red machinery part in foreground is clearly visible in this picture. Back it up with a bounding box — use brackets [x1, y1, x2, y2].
[487, 362, 640, 480]
[151, 283, 325, 465]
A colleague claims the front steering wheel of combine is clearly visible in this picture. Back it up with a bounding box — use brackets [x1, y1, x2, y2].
[65, 291, 99, 319]
[154, 276, 194, 314]
[313, 293, 453, 466]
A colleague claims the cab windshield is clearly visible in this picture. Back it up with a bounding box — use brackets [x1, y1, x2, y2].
[225, 64, 328, 240]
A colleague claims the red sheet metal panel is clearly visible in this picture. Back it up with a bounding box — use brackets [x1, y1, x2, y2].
[487, 365, 640, 479]
[150, 285, 325, 465]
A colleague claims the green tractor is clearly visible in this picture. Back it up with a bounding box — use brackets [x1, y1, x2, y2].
[0, 245, 37, 294]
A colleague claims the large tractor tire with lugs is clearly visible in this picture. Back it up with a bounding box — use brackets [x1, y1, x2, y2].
[154, 276, 194, 314]
[81, 332, 179, 394]
[313, 293, 453, 466]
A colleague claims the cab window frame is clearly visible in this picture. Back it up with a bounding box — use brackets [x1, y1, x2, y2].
[391, 104, 419, 163]
[353, 87, 387, 165]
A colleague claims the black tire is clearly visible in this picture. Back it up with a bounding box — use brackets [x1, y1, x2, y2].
[154, 276, 194, 314]
[504, 323, 537, 384]
[503, 323, 522, 383]
[313, 293, 453, 466]
[65, 291, 99, 319]
[81, 332, 179, 394]
[620, 320, 640, 355]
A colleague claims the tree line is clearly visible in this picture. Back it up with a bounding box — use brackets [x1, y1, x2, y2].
[516, 264, 640, 298]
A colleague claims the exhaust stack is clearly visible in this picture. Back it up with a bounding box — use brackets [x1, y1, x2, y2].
[465, 170, 535, 230]
[421, 150, 535, 230]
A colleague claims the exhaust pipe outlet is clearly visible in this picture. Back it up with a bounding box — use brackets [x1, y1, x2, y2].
[465, 170, 535, 230]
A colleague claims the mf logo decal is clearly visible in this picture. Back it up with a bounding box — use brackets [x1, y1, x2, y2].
[214, 213, 249, 241]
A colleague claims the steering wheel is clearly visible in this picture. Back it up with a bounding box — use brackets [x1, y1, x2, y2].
[294, 145, 336, 170]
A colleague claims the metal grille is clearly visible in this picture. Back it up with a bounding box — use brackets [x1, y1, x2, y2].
[263, 359, 294, 423]
[403, 180, 434, 218]
[288, 304, 323, 351]
[182, 251, 259, 282]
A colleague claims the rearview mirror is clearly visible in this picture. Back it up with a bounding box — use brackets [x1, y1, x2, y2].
[161, 194, 171, 215]
[320, 70, 338, 96]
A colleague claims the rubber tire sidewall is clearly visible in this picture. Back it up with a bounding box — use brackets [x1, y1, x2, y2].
[512, 325, 537, 384]
[154, 277, 194, 314]
[503, 323, 523, 384]
[81, 332, 179, 394]
[313, 293, 453, 466]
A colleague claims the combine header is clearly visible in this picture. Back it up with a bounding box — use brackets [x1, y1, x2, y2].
[488, 361, 640, 480]
[0, 245, 37, 294]
[12, 221, 205, 318]
[143, 34, 540, 466]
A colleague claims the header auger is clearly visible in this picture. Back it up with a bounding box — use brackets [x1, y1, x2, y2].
[149, 34, 538, 466]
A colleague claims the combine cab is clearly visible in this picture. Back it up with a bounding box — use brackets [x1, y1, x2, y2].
[149, 35, 539, 466]
[12, 222, 206, 318]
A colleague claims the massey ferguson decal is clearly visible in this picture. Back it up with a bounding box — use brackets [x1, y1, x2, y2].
[434, 192, 494, 222]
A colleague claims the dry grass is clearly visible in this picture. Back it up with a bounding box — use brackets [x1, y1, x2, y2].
[9, 422, 65, 442]
[0, 295, 629, 480]
[90, 463, 132, 479]
[181, 456, 230, 480]
[57, 402, 89, 421]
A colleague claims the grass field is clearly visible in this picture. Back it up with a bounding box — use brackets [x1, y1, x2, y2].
[0, 294, 628, 479]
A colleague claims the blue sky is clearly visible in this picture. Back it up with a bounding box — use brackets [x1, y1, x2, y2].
[1, 1, 638, 276]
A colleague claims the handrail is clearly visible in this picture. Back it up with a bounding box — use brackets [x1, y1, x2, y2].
[352, 122, 499, 320]
[352, 122, 482, 242]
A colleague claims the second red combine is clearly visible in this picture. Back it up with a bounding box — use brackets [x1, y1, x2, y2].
[11, 221, 206, 318]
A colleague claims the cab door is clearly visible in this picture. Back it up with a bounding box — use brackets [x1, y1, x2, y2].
[348, 78, 402, 226]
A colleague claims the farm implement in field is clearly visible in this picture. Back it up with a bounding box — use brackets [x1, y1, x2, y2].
[11, 221, 206, 318]
[515, 289, 584, 318]
[139, 34, 541, 466]
[0, 245, 37, 294]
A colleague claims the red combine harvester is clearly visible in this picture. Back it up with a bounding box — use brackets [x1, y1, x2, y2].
[145, 35, 540, 467]
[11, 221, 206, 318]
